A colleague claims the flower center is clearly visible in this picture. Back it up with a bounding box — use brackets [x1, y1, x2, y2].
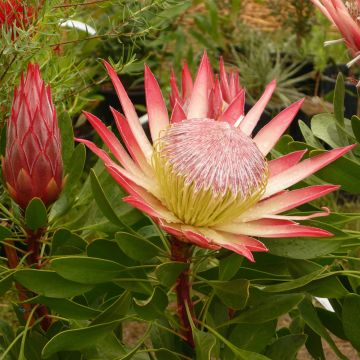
[153, 118, 268, 227]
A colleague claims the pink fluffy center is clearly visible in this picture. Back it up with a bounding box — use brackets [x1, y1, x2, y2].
[157, 118, 267, 198]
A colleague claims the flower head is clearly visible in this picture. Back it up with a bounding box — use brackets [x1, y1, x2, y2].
[2, 63, 63, 209]
[311, 0, 360, 66]
[77, 53, 354, 261]
[0, 0, 34, 34]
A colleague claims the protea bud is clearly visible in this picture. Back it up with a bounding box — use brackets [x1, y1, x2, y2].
[2, 63, 63, 209]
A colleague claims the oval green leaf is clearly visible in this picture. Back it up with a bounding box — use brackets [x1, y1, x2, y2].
[25, 198, 48, 230]
[14, 269, 92, 298]
[51, 256, 124, 284]
[342, 294, 360, 351]
[155, 262, 188, 287]
[42, 320, 121, 358]
[134, 287, 168, 321]
[115, 232, 159, 261]
[210, 279, 249, 310]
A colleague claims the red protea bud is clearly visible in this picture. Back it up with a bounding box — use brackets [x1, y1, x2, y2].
[0, 0, 34, 33]
[2, 63, 63, 209]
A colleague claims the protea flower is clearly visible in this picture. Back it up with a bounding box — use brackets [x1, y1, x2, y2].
[311, 0, 360, 67]
[77, 53, 354, 262]
[0, 0, 34, 34]
[2, 63, 63, 209]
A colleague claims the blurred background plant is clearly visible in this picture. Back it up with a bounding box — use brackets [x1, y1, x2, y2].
[0, 0, 189, 125]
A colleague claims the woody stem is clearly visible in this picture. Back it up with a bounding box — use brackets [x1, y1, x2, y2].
[4, 241, 34, 321]
[26, 228, 51, 331]
[170, 237, 194, 348]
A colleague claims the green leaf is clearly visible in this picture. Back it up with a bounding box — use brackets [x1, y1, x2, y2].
[342, 294, 360, 351]
[333, 73, 345, 126]
[155, 0, 191, 21]
[115, 232, 160, 261]
[134, 287, 168, 321]
[114, 268, 153, 295]
[210, 279, 249, 310]
[0, 225, 12, 240]
[219, 253, 243, 281]
[90, 170, 129, 229]
[298, 120, 323, 148]
[151, 319, 178, 358]
[25, 198, 48, 230]
[14, 269, 92, 298]
[0, 319, 14, 349]
[316, 308, 346, 340]
[115, 325, 152, 360]
[193, 328, 216, 360]
[351, 115, 360, 142]
[0, 125, 7, 157]
[311, 113, 346, 148]
[225, 321, 277, 355]
[147, 349, 181, 360]
[273, 134, 294, 154]
[87, 239, 135, 267]
[262, 237, 345, 259]
[203, 322, 271, 360]
[84, 333, 127, 359]
[30, 296, 100, 320]
[42, 320, 121, 358]
[264, 334, 307, 360]
[0, 273, 13, 296]
[298, 297, 347, 359]
[63, 143, 86, 188]
[261, 268, 326, 293]
[226, 293, 304, 325]
[59, 111, 74, 172]
[91, 291, 131, 325]
[155, 262, 188, 287]
[51, 229, 87, 255]
[51, 256, 124, 284]
[311, 149, 360, 194]
[287, 259, 348, 298]
[304, 324, 325, 360]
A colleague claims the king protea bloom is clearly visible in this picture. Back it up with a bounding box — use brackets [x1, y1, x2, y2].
[311, 0, 360, 67]
[77, 53, 354, 261]
[2, 63, 63, 209]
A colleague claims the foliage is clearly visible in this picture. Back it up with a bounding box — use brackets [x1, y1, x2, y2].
[268, 0, 315, 47]
[0, 0, 184, 124]
[301, 11, 351, 71]
[145, 0, 310, 112]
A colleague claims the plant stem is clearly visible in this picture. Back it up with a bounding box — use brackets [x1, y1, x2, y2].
[3, 240, 34, 322]
[26, 228, 44, 267]
[25, 228, 51, 331]
[170, 237, 194, 348]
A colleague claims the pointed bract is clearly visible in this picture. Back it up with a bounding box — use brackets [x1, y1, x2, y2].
[239, 80, 276, 135]
[144, 64, 169, 142]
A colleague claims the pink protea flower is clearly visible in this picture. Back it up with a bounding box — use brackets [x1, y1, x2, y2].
[0, 0, 34, 34]
[311, 0, 360, 66]
[77, 53, 354, 261]
[2, 63, 63, 209]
